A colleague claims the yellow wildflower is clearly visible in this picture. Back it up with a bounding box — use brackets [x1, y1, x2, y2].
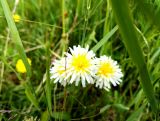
[16, 58, 31, 73]
[13, 14, 21, 22]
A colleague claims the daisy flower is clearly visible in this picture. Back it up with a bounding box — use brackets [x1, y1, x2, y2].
[16, 58, 31, 73]
[13, 14, 21, 22]
[50, 58, 68, 86]
[65, 45, 96, 87]
[95, 56, 123, 91]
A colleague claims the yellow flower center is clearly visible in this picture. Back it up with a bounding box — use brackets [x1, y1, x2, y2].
[98, 62, 114, 77]
[57, 68, 66, 75]
[71, 54, 90, 72]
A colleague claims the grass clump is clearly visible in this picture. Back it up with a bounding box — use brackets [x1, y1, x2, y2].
[0, 0, 159, 121]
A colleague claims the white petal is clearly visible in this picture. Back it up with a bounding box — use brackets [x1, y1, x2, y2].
[70, 72, 77, 83]
[54, 77, 60, 83]
[75, 76, 80, 86]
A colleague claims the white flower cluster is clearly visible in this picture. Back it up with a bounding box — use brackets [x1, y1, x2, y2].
[50, 45, 123, 91]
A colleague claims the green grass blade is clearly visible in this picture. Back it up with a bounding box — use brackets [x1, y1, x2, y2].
[91, 25, 118, 52]
[113, 103, 129, 111]
[110, 0, 158, 112]
[126, 105, 145, 121]
[0, 0, 31, 77]
[25, 82, 39, 110]
[100, 105, 111, 114]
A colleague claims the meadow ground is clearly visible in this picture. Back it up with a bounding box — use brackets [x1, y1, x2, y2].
[0, 0, 160, 121]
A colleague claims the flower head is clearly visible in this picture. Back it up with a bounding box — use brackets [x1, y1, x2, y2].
[66, 45, 96, 87]
[95, 56, 123, 91]
[16, 58, 31, 73]
[13, 14, 21, 22]
[50, 58, 68, 86]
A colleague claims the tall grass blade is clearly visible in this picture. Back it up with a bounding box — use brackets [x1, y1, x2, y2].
[25, 82, 39, 109]
[110, 0, 158, 112]
[91, 25, 118, 52]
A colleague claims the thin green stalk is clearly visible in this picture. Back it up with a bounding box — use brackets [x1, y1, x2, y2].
[45, 41, 52, 115]
[103, 1, 111, 36]
[110, 0, 158, 112]
[62, 87, 67, 113]
[61, 2, 68, 119]
[54, 84, 57, 113]
[82, 0, 91, 46]
[100, 0, 112, 55]
[61, 0, 68, 56]
[62, 0, 65, 34]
